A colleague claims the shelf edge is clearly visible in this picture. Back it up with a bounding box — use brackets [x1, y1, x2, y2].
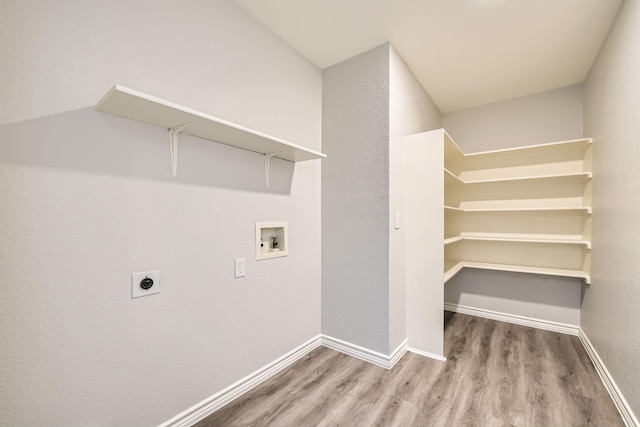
[444, 260, 590, 283]
[95, 84, 327, 162]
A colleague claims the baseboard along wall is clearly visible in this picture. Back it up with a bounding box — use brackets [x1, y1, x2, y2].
[444, 302, 580, 336]
[159, 334, 412, 427]
[578, 329, 639, 427]
[320, 335, 409, 370]
[159, 335, 323, 427]
[162, 308, 638, 427]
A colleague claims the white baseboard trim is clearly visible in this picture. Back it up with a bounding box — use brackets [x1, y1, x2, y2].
[389, 339, 409, 369]
[407, 347, 447, 362]
[578, 329, 639, 427]
[159, 335, 323, 427]
[321, 335, 407, 370]
[444, 303, 580, 336]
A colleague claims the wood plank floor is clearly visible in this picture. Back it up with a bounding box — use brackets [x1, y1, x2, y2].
[196, 312, 623, 426]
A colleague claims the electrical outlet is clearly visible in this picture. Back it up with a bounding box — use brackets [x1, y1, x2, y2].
[131, 270, 160, 299]
[234, 258, 245, 278]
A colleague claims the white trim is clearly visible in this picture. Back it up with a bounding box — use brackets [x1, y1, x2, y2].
[159, 335, 322, 427]
[388, 339, 409, 369]
[444, 303, 579, 336]
[578, 329, 639, 427]
[407, 347, 447, 362]
[320, 335, 405, 370]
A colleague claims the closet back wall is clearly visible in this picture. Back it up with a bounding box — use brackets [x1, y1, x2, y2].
[442, 84, 584, 326]
[0, 1, 322, 426]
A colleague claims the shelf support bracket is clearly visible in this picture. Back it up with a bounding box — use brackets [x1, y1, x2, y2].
[168, 122, 191, 176]
[264, 152, 282, 188]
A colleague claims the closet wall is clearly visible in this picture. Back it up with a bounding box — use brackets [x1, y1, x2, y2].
[442, 84, 585, 326]
[583, 0, 640, 416]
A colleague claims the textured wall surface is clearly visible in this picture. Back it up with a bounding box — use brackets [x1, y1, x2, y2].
[389, 47, 442, 352]
[583, 0, 640, 418]
[322, 44, 390, 354]
[442, 85, 585, 326]
[0, 1, 322, 426]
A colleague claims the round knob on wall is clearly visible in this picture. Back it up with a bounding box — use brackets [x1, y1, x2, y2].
[140, 277, 154, 290]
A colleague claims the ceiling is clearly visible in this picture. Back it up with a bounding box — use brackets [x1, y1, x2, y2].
[233, 0, 622, 112]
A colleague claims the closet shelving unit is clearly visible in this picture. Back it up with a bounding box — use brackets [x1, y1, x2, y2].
[404, 128, 592, 359]
[443, 131, 592, 284]
[95, 85, 326, 181]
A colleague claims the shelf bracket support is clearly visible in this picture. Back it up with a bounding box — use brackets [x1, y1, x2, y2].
[168, 122, 191, 177]
[264, 152, 282, 188]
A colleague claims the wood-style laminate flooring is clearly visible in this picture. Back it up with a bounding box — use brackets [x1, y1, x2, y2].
[196, 312, 623, 426]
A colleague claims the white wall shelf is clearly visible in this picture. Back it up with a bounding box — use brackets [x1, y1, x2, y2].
[444, 233, 591, 249]
[95, 85, 326, 179]
[410, 129, 592, 287]
[443, 130, 592, 284]
[444, 260, 590, 284]
[445, 205, 592, 214]
[445, 169, 592, 185]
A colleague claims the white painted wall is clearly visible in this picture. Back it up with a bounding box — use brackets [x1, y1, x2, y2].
[583, 0, 640, 418]
[404, 130, 445, 358]
[389, 47, 442, 352]
[442, 85, 585, 327]
[322, 44, 390, 354]
[0, 1, 322, 426]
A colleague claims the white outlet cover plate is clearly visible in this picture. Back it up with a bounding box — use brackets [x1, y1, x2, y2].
[131, 270, 160, 299]
[235, 258, 245, 278]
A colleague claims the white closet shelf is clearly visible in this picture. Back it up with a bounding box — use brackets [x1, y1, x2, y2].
[444, 205, 592, 214]
[95, 85, 326, 177]
[462, 137, 592, 158]
[444, 260, 466, 282]
[445, 170, 592, 185]
[444, 260, 590, 284]
[444, 236, 464, 245]
[444, 233, 591, 249]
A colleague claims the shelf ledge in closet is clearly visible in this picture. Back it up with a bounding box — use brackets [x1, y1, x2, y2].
[444, 260, 590, 284]
[453, 137, 592, 159]
[94, 84, 326, 180]
[443, 233, 591, 249]
[445, 170, 592, 185]
[444, 205, 592, 214]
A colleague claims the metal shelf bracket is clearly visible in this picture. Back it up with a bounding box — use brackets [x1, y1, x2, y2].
[168, 122, 191, 176]
[264, 152, 282, 188]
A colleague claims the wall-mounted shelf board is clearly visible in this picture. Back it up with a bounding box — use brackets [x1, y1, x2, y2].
[95, 84, 326, 163]
[444, 233, 591, 249]
[459, 138, 592, 159]
[444, 260, 590, 284]
[445, 169, 592, 185]
[445, 205, 592, 214]
[445, 136, 591, 162]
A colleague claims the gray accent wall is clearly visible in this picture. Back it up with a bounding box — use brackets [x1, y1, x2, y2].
[322, 44, 391, 354]
[322, 43, 442, 355]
